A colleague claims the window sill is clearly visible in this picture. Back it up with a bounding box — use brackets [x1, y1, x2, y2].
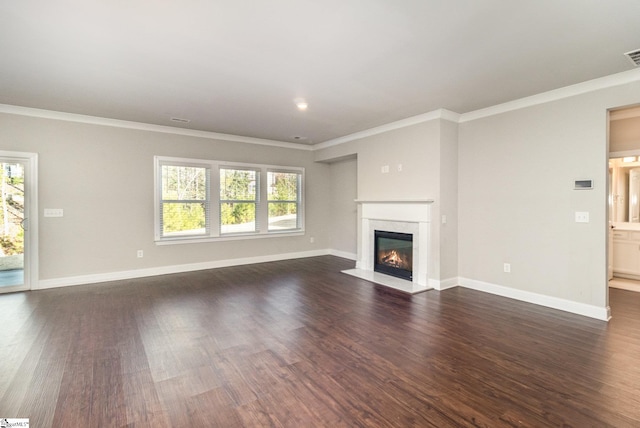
[155, 230, 305, 245]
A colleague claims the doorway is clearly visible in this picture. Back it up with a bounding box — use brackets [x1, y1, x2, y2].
[0, 152, 37, 293]
[608, 105, 640, 294]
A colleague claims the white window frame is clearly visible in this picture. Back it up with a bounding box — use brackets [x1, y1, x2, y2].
[267, 169, 303, 232]
[154, 156, 305, 244]
[219, 165, 260, 236]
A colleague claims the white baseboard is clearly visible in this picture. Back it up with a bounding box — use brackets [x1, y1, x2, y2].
[328, 249, 357, 261]
[433, 277, 459, 291]
[458, 277, 611, 321]
[35, 249, 335, 290]
[32, 254, 611, 322]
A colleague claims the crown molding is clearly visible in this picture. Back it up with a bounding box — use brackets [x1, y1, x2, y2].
[459, 68, 640, 123]
[313, 108, 460, 150]
[0, 104, 312, 151]
[313, 69, 640, 151]
[4, 68, 639, 153]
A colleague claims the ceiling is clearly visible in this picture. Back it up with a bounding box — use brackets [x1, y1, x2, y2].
[1, 1, 639, 146]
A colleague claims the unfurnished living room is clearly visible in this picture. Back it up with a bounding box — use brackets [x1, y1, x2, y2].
[1, 1, 640, 427]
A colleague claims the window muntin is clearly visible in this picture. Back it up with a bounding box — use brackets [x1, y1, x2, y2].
[268, 171, 301, 231]
[155, 157, 304, 243]
[220, 168, 258, 234]
[160, 164, 209, 238]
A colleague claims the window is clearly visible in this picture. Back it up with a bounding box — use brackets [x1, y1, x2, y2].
[220, 168, 258, 234]
[268, 171, 301, 231]
[159, 163, 210, 238]
[155, 156, 304, 243]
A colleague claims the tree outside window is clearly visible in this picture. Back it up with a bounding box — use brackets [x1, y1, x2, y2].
[161, 165, 209, 237]
[268, 171, 300, 231]
[220, 168, 257, 234]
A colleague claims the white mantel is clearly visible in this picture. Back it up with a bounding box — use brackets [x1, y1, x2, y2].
[343, 199, 434, 294]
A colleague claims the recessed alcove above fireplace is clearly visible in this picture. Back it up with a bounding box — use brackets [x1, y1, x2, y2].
[343, 199, 433, 294]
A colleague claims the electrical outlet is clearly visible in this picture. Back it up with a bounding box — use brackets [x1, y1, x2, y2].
[309, 237, 315, 244]
[504, 263, 511, 273]
[575, 211, 589, 223]
[137, 250, 143, 258]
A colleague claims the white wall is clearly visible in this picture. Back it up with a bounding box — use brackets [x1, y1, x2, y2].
[458, 80, 640, 314]
[0, 113, 332, 284]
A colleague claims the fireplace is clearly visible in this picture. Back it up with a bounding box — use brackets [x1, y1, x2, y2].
[374, 230, 413, 280]
[342, 200, 432, 294]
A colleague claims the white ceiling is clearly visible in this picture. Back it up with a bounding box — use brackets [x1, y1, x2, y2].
[1, 0, 639, 145]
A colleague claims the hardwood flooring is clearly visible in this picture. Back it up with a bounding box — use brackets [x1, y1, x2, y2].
[1, 256, 639, 427]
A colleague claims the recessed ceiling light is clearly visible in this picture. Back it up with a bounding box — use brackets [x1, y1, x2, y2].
[294, 98, 308, 111]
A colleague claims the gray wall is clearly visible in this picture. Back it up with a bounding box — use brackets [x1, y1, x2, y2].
[1, 113, 332, 281]
[439, 119, 458, 280]
[328, 157, 357, 257]
[315, 118, 459, 283]
[458, 80, 640, 308]
[4, 74, 639, 317]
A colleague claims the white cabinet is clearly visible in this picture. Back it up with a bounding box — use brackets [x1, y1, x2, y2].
[612, 230, 640, 278]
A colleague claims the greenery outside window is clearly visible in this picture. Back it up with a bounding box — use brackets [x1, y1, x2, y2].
[220, 168, 258, 234]
[268, 170, 301, 231]
[159, 163, 209, 238]
[155, 156, 304, 243]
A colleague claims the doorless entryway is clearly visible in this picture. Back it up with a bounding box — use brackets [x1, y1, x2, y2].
[0, 151, 37, 293]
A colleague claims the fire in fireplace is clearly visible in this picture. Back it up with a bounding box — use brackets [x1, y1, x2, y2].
[374, 230, 413, 280]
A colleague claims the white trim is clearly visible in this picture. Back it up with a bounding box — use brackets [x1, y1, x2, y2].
[313, 109, 460, 150]
[313, 69, 640, 151]
[433, 277, 459, 291]
[155, 231, 306, 245]
[3, 70, 640, 153]
[458, 277, 611, 321]
[609, 105, 640, 121]
[0, 104, 311, 151]
[610, 149, 640, 159]
[355, 199, 435, 204]
[342, 268, 431, 294]
[358, 201, 432, 292]
[154, 156, 305, 243]
[34, 249, 332, 290]
[459, 69, 640, 123]
[0, 151, 38, 291]
[329, 249, 357, 260]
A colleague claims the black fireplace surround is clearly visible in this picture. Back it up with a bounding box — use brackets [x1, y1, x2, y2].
[374, 230, 413, 280]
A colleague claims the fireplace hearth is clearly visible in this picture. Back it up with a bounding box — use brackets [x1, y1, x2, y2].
[374, 230, 413, 280]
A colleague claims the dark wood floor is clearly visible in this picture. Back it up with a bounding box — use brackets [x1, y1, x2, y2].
[1, 256, 639, 427]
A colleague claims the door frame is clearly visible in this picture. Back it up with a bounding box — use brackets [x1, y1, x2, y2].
[0, 151, 38, 292]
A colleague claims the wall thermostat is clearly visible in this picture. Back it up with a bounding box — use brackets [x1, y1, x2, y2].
[574, 179, 593, 190]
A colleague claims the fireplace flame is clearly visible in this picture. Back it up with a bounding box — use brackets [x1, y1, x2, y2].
[382, 250, 406, 268]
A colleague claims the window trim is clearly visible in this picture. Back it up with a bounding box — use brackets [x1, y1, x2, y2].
[154, 156, 304, 244]
[267, 169, 303, 232]
[219, 166, 260, 235]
